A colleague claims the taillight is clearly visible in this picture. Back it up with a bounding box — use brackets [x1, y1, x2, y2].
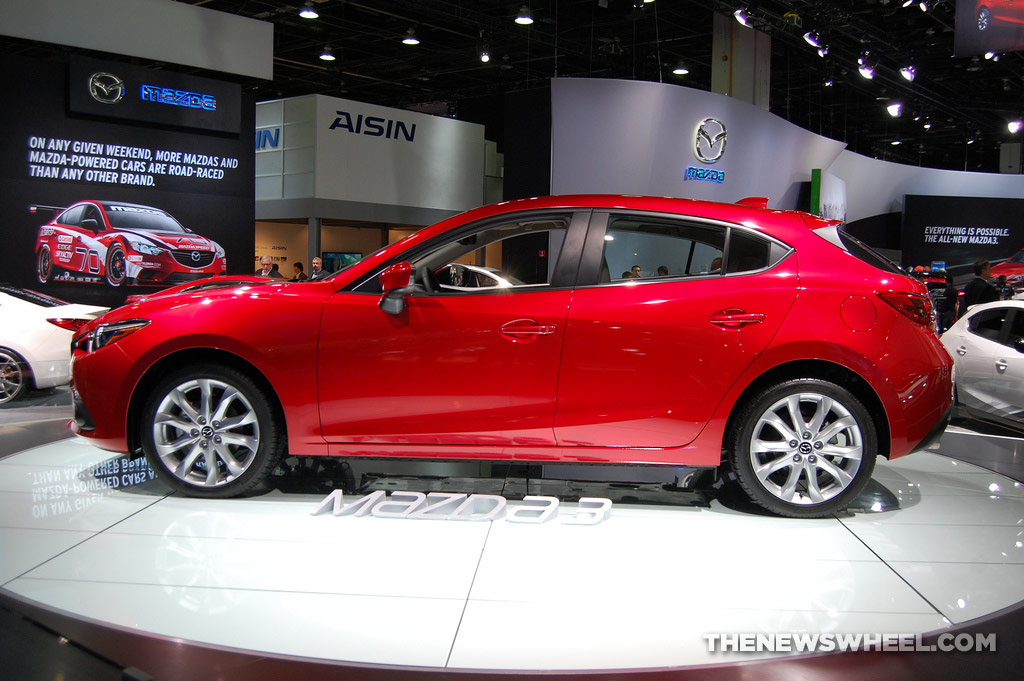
[876, 291, 933, 326]
[47, 318, 91, 332]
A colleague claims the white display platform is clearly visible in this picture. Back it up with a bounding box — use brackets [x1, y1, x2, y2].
[1, 437, 1023, 671]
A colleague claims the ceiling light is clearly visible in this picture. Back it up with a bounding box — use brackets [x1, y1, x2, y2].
[515, 5, 534, 25]
[1009, 120, 1023, 134]
[967, 137, 976, 145]
[299, 2, 318, 19]
[319, 45, 335, 61]
[923, 121, 932, 130]
[900, 65, 916, 81]
[803, 31, 822, 48]
[402, 28, 420, 45]
[734, 7, 752, 27]
[901, 0, 914, 6]
[887, 102, 903, 117]
[919, 1, 928, 11]
[672, 64, 689, 75]
[824, 78, 834, 87]
[860, 53, 876, 79]
[480, 47, 490, 63]
[817, 45, 829, 58]
[891, 140, 902, 146]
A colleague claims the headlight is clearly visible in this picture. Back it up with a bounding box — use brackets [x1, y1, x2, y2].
[130, 240, 163, 256]
[215, 244, 225, 259]
[73, 319, 150, 353]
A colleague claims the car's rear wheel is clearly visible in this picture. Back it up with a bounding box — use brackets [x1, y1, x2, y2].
[0, 348, 28, 405]
[140, 365, 284, 497]
[728, 379, 877, 518]
[37, 246, 52, 284]
[105, 245, 126, 286]
[977, 7, 990, 31]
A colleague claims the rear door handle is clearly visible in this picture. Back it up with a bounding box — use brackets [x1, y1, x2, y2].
[501, 319, 556, 341]
[996, 359, 1008, 372]
[710, 309, 765, 328]
[956, 346, 967, 356]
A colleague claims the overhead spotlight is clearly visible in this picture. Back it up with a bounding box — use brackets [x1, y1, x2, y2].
[803, 31, 822, 48]
[919, 1, 928, 11]
[319, 45, 336, 61]
[734, 7, 753, 27]
[1009, 120, 1023, 134]
[900, 64, 916, 81]
[299, 1, 318, 19]
[891, 140, 902, 146]
[402, 27, 420, 45]
[515, 5, 534, 25]
[887, 102, 903, 117]
[967, 137, 976, 145]
[817, 45, 829, 58]
[923, 121, 932, 130]
[823, 78, 834, 87]
[858, 53, 876, 79]
[901, 0, 914, 6]
[480, 46, 490, 63]
[672, 63, 689, 75]
[643, 0, 656, 3]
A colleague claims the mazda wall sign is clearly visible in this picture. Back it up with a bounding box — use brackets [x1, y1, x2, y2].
[695, 118, 727, 164]
[89, 72, 125, 104]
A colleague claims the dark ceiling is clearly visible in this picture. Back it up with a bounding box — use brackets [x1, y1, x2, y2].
[4, 0, 1023, 173]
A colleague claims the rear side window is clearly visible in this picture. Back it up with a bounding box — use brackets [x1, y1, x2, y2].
[601, 216, 725, 281]
[969, 307, 1009, 341]
[815, 225, 904, 276]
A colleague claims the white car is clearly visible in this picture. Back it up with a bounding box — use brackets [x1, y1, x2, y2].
[0, 285, 108, 404]
[941, 299, 1024, 427]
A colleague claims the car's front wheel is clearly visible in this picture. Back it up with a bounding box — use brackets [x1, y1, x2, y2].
[105, 245, 127, 286]
[977, 6, 990, 31]
[140, 365, 284, 497]
[729, 379, 877, 518]
[0, 348, 28, 405]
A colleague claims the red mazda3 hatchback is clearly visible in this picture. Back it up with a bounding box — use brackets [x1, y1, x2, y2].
[69, 195, 953, 517]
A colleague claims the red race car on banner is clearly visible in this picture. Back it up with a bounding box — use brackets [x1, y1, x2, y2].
[33, 200, 227, 287]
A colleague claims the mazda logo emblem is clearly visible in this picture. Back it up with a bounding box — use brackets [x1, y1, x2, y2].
[191, 251, 201, 262]
[695, 117, 727, 164]
[89, 72, 125, 104]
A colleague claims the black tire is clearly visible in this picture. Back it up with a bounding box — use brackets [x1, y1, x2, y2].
[105, 245, 127, 287]
[977, 7, 990, 31]
[0, 348, 29, 405]
[728, 378, 877, 518]
[37, 246, 52, 284]
[140, 364, 285, 498]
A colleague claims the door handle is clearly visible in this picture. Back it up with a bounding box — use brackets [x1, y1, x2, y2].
[501, 319, 556, 341]
[710, 309, 765, 328]
[996, 359, 1008, 372]
[956, 346, 967, 356]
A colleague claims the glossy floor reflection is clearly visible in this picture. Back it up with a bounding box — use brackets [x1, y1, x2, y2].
[2, 437, 1023, 671]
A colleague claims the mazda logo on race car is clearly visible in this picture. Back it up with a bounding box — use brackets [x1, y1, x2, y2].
[89, 72, 125, 104]
[695, 118, 727, 164]
[190, 251, 201, 262]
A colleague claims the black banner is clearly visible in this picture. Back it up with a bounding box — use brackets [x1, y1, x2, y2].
[69, 56, 241, 134]
[0, 53, 253, 308]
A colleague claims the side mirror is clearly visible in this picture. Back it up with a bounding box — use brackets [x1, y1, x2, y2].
[80, 218, 99, 231]
[379, 261, 414, 314]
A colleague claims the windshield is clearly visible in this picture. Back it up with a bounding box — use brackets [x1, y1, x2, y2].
[105, 206, 188, 233]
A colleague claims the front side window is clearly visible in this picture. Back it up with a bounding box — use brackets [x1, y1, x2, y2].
[413, 218, 568, 293]
[57, 205, 86, 227]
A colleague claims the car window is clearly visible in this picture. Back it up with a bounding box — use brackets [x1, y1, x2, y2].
[601, 216, 725, 281]
[969, 307, 1009, 342]
[105, 205, 188, 233]
[81, 203, 104, 229]
[57, 205, 86, 227]
[727, 230, 775, 274]
[1005, 311, 1024, 349]
[413, 218, 568, 293]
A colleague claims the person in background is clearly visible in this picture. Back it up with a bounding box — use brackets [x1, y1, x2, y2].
[657, 265, 669, 276]
[939, 274, 958, 333]
[308, 257, 328, 281]
[709, 256, 723, 273]
[630, 265, 642, 278]
[998, 274, 1012, 300]
[291, 262, 308, 281]
[255, 256, 283, 278]
[962, 259, 998, 310]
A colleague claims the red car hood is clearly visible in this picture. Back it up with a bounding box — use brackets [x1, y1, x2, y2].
[120, 230, 217, 251]
[990, 261, 1024, 278]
